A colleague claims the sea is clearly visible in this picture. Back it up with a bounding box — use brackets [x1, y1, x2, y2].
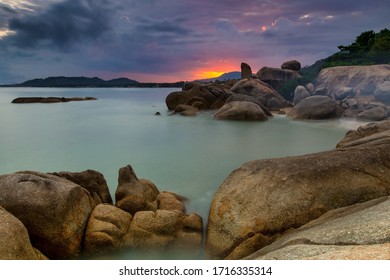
[0, 87, 365, 259]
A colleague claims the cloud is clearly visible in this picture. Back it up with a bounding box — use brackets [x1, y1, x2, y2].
[6, 0, 113, 49]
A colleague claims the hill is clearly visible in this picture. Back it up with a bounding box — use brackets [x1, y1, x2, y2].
[13, 76, 140, 87]
[194, 71, 241, 83]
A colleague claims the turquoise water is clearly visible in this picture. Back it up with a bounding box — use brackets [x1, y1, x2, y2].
[0, 87, 361, 259]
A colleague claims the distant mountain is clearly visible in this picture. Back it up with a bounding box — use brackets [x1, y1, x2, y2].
[12, 76, 140, 87]
[194, 71, 241, 83]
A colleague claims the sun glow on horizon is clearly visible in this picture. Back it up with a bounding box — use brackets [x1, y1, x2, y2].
[195, 70, 226, 79]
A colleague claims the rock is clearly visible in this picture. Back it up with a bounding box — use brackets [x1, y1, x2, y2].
[123, 210, 203, 252]
[256, 66, 300, 91]
[0, 206, 47, 260]
[155, 112, 161, 116]
[334, 87, 355, 100]
[166, 83, 233, 111]
[306, 83, 315, 94]
[241, 62, 252, 79]
[225, 94, 272, 117]
[205, 128, 390, 259]
[174, 104, 199, 113]
[281, 60, 301, 71]
[84, 204, 132, 255]
[345, 98, 358, 108]
[247, 197, 390, 260]
[214, 101, 268, 121]
[51, 170, 113, 205]
[314, 86, 328, 96]
[230, 79, 291, 110]
[314, 65, 390, 103]
[115, 165, 159, 216]
[180, 110, 197, 117]
[11, 97, 97, 104]
[357, 106, 387, 121]
[374, 81, 390, 104]
[287, 96, 343, 120]
[343, 108, 359, 118]
[336, 120, 390, 148]
[0, 171, 94, 259]
[158, 192, 186, 213]
[293, 85, 310, 105]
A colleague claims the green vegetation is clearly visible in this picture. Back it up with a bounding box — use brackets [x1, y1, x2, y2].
[324, 28, 390, 68]
[278, 28, 390, 101]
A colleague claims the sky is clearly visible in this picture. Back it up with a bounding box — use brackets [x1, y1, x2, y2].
[0, 0, 389, 83]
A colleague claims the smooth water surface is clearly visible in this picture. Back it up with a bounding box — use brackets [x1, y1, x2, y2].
[0, 87, 363, 259]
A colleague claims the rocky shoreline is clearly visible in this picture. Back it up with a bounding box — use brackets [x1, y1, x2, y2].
[1, 120, 390, 260]
[165, 62, 390, 122]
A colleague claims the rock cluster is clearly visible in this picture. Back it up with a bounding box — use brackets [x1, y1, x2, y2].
[0, 165, 203, 259]
[166, 60, 300, 120]
[206, 120, 390, 259]
[290, 65, 390, 121]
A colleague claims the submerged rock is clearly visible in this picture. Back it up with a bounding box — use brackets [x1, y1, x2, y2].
[206, 124, 390, 259]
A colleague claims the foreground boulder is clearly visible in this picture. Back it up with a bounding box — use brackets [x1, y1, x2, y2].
[0, 172, 94, 259]
[247, 197, 390, 260]
[214, 101, 269, 121]
[206, 124, 390, 259]
[225, 94, 272, 117]
[287, 96, 343, 119]
[0, 206, 47, 260]
[357, 106, 387, 121]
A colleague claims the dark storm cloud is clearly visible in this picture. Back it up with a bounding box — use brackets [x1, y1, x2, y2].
[0, 0, 388, 83]
[7, 0, 113, 49]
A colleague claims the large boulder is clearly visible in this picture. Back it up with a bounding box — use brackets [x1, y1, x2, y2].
[166, 83, 233, 111]
[357, 106, 387, 121]
[214, 101, 269, 121]
[281, 60, 301, 71]
[115, 165, 159, 216]
[256, 66, 300, 91]
[205, 126, 390, 259]
[51, 170, 113, 205]
[314, 65, 390, 102]
[83, 204, 132, 255]
[241, 62, 252, 79]
[247, 197, 390, 260]
[0, 206, 47, 260]
[0, 171, 94, 259]
[230, 79, 291, 110]
[287, 96, 343, 119]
